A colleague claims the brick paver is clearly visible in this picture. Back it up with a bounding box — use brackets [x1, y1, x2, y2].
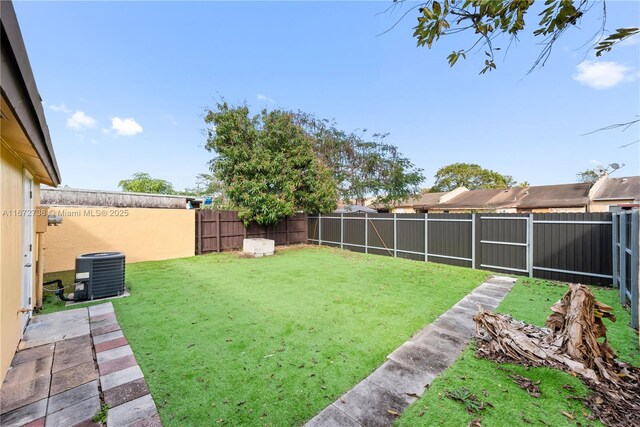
[1, 302, 162, 426]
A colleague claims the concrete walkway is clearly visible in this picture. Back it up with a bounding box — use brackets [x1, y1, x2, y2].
[305, 276, 516, 427]
[0, 302, 160, 427]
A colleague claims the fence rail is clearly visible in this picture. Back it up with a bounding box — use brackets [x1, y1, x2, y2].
[309, 211, 639, 329]
[195, 210, 307, 254]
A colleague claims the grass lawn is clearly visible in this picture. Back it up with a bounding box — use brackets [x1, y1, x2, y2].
[396, 278, 640, 427]
[42, 246, 488, 426]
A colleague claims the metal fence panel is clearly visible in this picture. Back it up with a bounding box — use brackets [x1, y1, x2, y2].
[427, 214, 473, 267]
[532, 213, 612, 285]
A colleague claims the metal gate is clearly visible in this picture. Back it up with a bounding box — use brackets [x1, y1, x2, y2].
[479, 215, 531, 276]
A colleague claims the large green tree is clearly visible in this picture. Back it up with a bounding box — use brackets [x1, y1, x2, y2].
[204, 103, 337, 225]
[183, 172, 232, 210]
[393, 0, 638, 74]
[431, 163, 516, 192]
[294, 113, 425, 205]
[118, 172, 175, 194]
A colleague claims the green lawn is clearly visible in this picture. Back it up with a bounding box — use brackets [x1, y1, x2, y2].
[396, 278, 640, 427]
[42, 246, 488, 426]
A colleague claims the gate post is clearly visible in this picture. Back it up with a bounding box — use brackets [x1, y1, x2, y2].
[424, 213, 428, 262]
[630, 210, 639, 329]
[528, 214, 534, 277]
[620, 212, 627, 305]
[473, 214, 482, 269]
[364, 213, 368, 254]
[471, 214, 476, 269]
[612, 213, 618, 288]
[196, 210, 202, 255]
[393, 213, 397, 257]
[340, 213, 344, 250]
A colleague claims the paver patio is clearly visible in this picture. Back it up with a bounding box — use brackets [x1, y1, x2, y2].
[0, 303, 160, 427]
[305, 276, 516, 427]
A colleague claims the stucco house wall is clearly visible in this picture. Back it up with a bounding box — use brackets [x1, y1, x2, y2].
[43, 207, 195, 272]
[1, 0, 62, 385]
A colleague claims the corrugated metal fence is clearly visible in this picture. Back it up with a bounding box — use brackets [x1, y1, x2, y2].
[613, 210, 639, 329]
[195, 210, 307, 254]
[309, 212, 639, 329]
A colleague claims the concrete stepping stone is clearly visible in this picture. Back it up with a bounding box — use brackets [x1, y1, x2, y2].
[387, 342, 453, 378]
[129, 413, 162, 427]
[89, 313, 118, 333]
[480, 283, 513, 294]
[10, 344, 54, 367]
[472, 285, 510, 300]
[410, 325, 469, 355]
[334, 379, 409, 427]
[304, 276, 516, 427]
[95, 337, 128, 353]
[100, 365, 144, 391]
[54, 334, 91, 353]
[0, 374, 50, 414]
[333, 379, 408, 427]
[47, 380, 99, 415]
[0, 399, 47, 427]
[432, 312, 476, 337]
[19, 308, 89, 350]
[2, 357, 52, 387]
[50, 361, 97, 396]
[88, 303, 114, 317]
[96, 345, 134, 365]
[486, 276, 517, 287]
[91, 322, 121, 337]
[103, 378, 150, 408]
[107, 394, 158, 426]
[460, 293, 500, 310]
[44, 394, 100, 427]
[52, 344, 93, 374]
[92, 330, 124, 345]
[98, 354, 138, 376]
[367, 360, 433, 400]
[305, 404, 361, 427]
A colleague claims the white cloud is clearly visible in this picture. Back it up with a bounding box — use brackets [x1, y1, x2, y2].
[257, 93, 275, 103]
[67, 111, 97, 129]
[573, 60, 636, 89]
[111, 117, 143, 136]
[49, 103, 72, 113]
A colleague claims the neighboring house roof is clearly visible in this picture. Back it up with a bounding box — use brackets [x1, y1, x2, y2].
[1, 1, 60, 185]
[425, 187, 528, 210]
[334, 205, 377, 213]
[517, 182, 591, 209]
[400, 192, 447, 208]
[41, 187, 200, 209]
[592, 176, 640, 201]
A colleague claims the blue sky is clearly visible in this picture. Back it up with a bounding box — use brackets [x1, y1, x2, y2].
[14, 1, 640, 191]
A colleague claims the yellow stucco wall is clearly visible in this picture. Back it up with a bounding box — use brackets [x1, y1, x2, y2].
[1, 144, 42, 385]
[43, 207, 195, 273]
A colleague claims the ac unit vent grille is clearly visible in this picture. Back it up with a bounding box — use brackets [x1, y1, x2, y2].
[75, 252, 125, 300]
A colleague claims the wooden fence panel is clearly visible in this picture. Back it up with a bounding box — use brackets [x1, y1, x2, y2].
[195, 210, 307, 254]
